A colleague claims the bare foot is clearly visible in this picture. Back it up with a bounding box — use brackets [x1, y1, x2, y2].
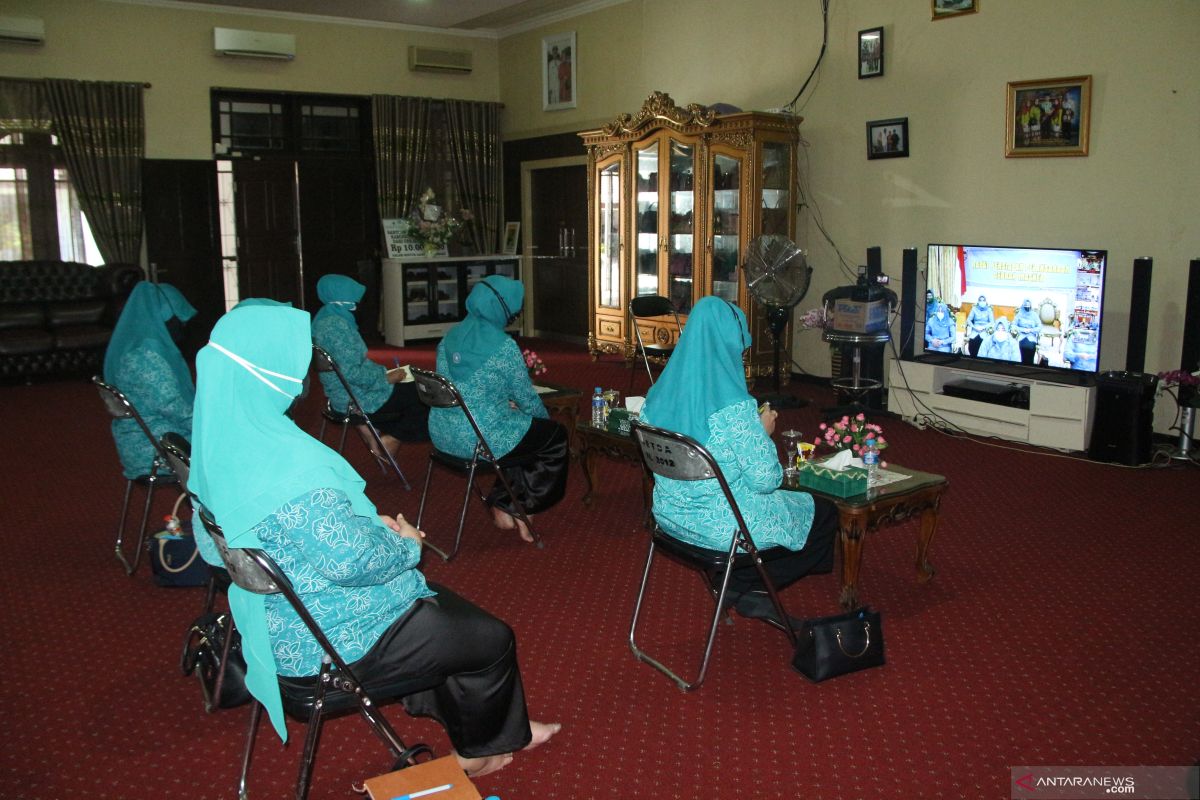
[454, 752, 513, 778]
[378, 433, 402, 461]
[523, 720, 562, 751]
[491, 506, 535, 543]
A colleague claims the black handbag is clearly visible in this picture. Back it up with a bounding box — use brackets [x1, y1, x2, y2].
[792, 606, 885, 682]
[150, 493, 209, 588]
[180, 611, 251, 710]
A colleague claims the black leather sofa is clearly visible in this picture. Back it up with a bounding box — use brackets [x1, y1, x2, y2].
[0, 260, 144, 382]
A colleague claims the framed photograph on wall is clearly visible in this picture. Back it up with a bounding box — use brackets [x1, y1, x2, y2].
[1005, 75, 1092, 158]
[858, 27, 884, 79]
[542, 32, 577, 111]
[867, 117, 909, 159]
[501, 222, 521, 255]
[932, 0, 978, 20]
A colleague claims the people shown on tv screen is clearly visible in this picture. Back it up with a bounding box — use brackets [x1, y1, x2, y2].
[925, 302, 955, 352]
[925, 289, 937, 321]
[978, 317, 1021, 362]
[965, 295, 994, 357]
[1013, 299, 1042, 365]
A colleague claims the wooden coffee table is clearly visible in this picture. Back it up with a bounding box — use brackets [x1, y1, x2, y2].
[575, 421, 653, 525]
[786, 464, 949, 610]
[536, 383, 582, 451]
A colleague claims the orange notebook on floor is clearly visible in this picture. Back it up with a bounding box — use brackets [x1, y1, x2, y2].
[363, 755, 482, 800]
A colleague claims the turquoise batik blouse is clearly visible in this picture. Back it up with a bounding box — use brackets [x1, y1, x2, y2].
[642, 397, 816, 551]
[310, 313, 392, 415]
[250, 487, 433, 677]
[428, 336, 547, 459]
[110, 341, 194, 479]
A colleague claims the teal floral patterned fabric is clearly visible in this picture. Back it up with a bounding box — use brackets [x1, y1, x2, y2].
[428, 336, 547, 459]
[310, 312, 392, 414]
[251, 488, 433, 677]
[642, 398, 816, 551]
[110, 341, 194, 478]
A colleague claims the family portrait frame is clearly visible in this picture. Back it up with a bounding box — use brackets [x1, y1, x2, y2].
[932, 0, 978, 20]
[542, 31, 577, 111]
[867, 117, 909, 160]
[1004, 75, 1092, 158]
[858, 27, 884, 79]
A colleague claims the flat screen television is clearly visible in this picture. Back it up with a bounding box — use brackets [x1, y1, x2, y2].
[923, 244, 1107, 374]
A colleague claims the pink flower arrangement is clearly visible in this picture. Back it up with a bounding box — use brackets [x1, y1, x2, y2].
[523, 348, 547, 378]
[814, 413, 888, 467]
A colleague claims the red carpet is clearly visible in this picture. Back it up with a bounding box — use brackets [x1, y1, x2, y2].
[1, 338, 1197, 799]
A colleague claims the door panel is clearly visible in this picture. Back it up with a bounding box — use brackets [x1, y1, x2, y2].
[232, 159, 302, 306]
[531, 165, 588, 338]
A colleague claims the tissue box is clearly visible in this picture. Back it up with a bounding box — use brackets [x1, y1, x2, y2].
[606, 408, 635, 436]
[830, 299, 889, 334]
[796, 458, 869, 497]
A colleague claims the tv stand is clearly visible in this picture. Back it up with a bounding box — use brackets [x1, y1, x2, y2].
[887, 357, 1095, 450]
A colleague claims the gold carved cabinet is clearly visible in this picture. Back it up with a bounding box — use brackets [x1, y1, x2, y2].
[579, 91, 801, 383]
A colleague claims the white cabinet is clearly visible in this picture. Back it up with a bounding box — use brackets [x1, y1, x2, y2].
[382, 256, 520, 346]
[887, 358, 1095, 451]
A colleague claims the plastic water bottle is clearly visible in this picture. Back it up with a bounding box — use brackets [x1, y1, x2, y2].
[862, 438, 880, 486]
[592, 386, 604, 427]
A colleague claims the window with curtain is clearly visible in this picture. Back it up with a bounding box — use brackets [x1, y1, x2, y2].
[0, 132, 101, 263]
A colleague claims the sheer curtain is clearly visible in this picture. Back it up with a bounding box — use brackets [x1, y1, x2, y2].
[928, 245, 963, 309]
[371, 95, 435, 221]
[44, 79, 145, 264]
[444, 100, 501, 255]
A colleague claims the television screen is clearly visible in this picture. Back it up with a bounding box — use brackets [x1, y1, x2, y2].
[923, 244, 1107, 373]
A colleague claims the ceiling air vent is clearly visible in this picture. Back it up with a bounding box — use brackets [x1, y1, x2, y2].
[0, 16, 45, 45]
[408, 46, 472, 74]
[214, 27, 295, 61]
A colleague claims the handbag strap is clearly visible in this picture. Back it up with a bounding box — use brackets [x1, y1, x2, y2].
[835, 621, 871, 658]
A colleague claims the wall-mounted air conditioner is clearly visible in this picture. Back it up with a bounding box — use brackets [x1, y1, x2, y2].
[214, 27, 295, 60]
[0, 16, 45, 45]
[408, 46, 472, 74]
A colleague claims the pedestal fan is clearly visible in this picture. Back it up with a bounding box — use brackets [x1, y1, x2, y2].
[744, 234, 813, 409]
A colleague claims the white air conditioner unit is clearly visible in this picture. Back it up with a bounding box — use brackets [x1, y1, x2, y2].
[0, 16, 45, 45]
[214, 27, 295, 60]
[408, 46, 472, 74]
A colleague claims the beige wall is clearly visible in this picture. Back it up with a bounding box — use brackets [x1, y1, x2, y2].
[502, 0, 1200, 431]
[0, 0, 502, 159]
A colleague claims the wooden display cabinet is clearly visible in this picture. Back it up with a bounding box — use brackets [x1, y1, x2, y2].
[579, 91, 801, 383]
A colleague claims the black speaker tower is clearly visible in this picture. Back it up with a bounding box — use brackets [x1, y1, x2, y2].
[899, 247, 918, 360]
[1125, 257, 1152, 374]
[1181, 259, 1200, 373]
[866, 246, 882, 284]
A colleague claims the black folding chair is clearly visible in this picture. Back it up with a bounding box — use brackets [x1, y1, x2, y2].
[410, 366, 541, 561]
[92, 376, 181, 575]
[197, 507, 440, 800]
[628, 420, 798, 691]
[628, 294, 682, 391]
[311, 344, 411, 490]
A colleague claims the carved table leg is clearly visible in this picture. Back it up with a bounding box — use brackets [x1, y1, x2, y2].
[838, 515, 867, 610]
[580, 443, 597, 508]
[915, 503, 940, 584]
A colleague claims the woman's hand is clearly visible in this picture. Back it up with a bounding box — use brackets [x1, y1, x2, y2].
[386, 367, 407, 384]
[379, 513, 425, 546]
[760, 405, 778, 436]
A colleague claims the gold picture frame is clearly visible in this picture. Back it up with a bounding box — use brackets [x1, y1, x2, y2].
[1005, 75, 1092, 158]
[932, 0, 978, 20]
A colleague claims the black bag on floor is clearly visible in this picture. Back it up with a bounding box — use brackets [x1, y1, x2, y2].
[181, 611, 250, 710]
[792, 606, 885, 682]
[150, 494, 209, 588]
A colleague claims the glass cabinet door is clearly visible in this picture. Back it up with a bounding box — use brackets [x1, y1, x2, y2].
[635, 142, 659, 298]
[597, 161, 621, 309]
[403, 265, 433, 324]
[711, 152, 742, 303]
[761, 141, 791, 237]
[666, 139, 694, 313]
[433, 263, 460, 322]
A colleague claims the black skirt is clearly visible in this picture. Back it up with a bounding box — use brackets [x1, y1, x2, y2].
[487, 416, 569, 515]
[369, 382, 431, 442]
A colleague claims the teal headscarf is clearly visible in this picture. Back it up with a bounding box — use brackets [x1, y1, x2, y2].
[103, 281, 197, 400]
[314, 274, 365, 326]
[441, 275, 524, 384]
[190, 304, 381, 742]
[641, 295, 752, 445]
[233, 297, 293, 309]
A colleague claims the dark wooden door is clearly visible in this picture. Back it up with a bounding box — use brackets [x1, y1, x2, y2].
[530, 165, 588, 338]
[298, 157, 381, 334]
[232, 159, 303, 306]
[143, 158, 222, 358]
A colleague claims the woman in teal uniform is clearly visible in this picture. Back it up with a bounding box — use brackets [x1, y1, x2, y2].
[429, 276, 568, 542]
[102, 281, 197, 478]
[639, 295, 838, 622]
[189, 304, 559, 778]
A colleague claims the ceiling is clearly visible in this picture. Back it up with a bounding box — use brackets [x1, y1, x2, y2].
[176, 0, 593, 32]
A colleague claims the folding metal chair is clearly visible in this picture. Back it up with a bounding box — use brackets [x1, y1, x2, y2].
[628, 420, 798, 691]
[628, 294, 682, 391]
[92, 376, 181, 575]
[410, 366, 541, 561]
[311, 344, 411, 490]
[197, 507, 439, 800]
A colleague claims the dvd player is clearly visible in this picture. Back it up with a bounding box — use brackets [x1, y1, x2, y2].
[941, 378, 1030, 408]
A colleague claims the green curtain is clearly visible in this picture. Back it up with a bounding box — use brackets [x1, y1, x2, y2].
[371, 95, 435, 221]
[444, 100, 501, 255]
